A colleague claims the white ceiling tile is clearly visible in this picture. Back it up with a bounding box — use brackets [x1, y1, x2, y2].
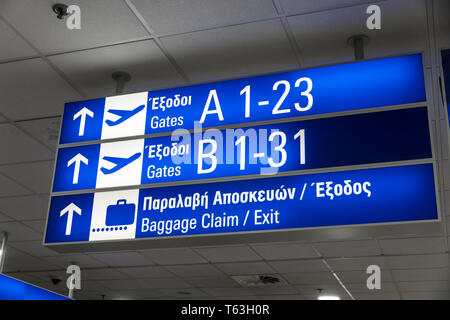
[401, 291, 450, 300]
[161, 19, 298, 83]
[194, 245, 262, 263]
[435, 0, 450, 49]
[157, 288, 208, 298]
[131, 0, 277, 35]
[0, 124, 54, 164]
[0, 175, 30, 197]
[166, 264, 224, 277]
[8, 240, 58, 257]
[73, 291, 102, 300]
[2, 247, 58, 272]
[201, 287, 258, 297]
[212, 295, 261, 300]
[22, 219, 46, 234]
[248, 285, 299, 296]
[139, 247, 207, 265]
[378, 237, 447, 255]
[326, 256, 388, 271]
[0, 17, 37, 61]
[386, 254, 449, 269]
[354, 291, 401, 300]
[392, 268, 449, 282]
[98, 279, 148, 290]
[48, 40, 185, 98]
[312, 239, 381, 258]
[294, 283, 346, 296]
[81, 268, 128, 280]
[269, 259, 329, 274]
[341, 281, 398, 293]
[0, 211, 13, 222]
[0, 161, 54, 194]
[336, 270, 393, 283]
[5, 272, 43, 284]
[397, 281, 449, 292]
[41, 254, 108, 269]
[287, 0, 428, 67]
[0, 195, 48, 220]
[0, 0, 149, 54]
[140, 277, 192, 289]
[115, 266, 174, 279]
[184, 276, 239, 288]
[88, 252, 153, 267]
[77, 280, 109, 292]
[278, 0, 371, 15]
[16, 118, 60, 152]
[260, 294, 305, 300]
[251, 242, 319, 260]
[282, 272, 337, 285]
[216, 262, 275, 275]
[91, 289, 163, 300]
[25, 268, 67, 282]
[0, 58, 81, 120]
[0, 221, 42, 241]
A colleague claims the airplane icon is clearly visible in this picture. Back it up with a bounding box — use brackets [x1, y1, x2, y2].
[100, 152, 141, 175]
[105, 104, 145, 127]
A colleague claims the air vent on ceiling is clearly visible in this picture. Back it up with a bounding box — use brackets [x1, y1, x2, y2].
[231, 274, 285, 287]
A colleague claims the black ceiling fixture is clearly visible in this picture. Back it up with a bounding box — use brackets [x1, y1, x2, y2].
[52, 3, 69, 20]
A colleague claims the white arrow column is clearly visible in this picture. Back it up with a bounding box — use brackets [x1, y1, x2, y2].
[67, 153, 89, 184]
[73, 107, 94, 136]
[60, 203, 82, 236]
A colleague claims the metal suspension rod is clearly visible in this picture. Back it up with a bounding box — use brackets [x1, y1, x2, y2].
[347, 35, 370, 60]
[0, 232, 8, 273]
[112, 71, 132, 95]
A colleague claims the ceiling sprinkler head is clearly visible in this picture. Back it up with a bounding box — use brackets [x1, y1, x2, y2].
[52, 3, 69, 20]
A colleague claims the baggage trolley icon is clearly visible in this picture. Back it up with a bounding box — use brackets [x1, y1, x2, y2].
[105, 199, 136, 226]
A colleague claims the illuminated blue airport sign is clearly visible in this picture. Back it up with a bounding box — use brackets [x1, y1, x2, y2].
[45, 53, 439, 250]
[45, 164, 438, 244]
[442, 49, 450, 128]
[0, 274, 70, 300]
[52, 107, 431, 192]
[58, 54, 426, 144]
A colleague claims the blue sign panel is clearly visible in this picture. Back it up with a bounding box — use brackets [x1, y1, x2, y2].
[0, 274, 70, 300]
[45, 193, 94, 243]
[52, 107, 431, 192]
[44, 163, 438, 244]
[58, 54, 426, 144]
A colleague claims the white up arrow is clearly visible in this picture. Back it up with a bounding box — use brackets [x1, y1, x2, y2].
[67, 153, 89, 184]
[73, 107, 94, 136]
[60, 203, 82, 236]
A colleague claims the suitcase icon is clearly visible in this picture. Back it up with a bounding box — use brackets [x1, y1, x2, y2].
[105, 199, 136, 226]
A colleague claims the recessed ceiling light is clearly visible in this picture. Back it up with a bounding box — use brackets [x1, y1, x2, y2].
[318, 295, 341, 300]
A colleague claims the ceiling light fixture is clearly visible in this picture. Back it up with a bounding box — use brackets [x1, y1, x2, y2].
[317, 288, 341, 300]
[318, 295, 341, 300]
